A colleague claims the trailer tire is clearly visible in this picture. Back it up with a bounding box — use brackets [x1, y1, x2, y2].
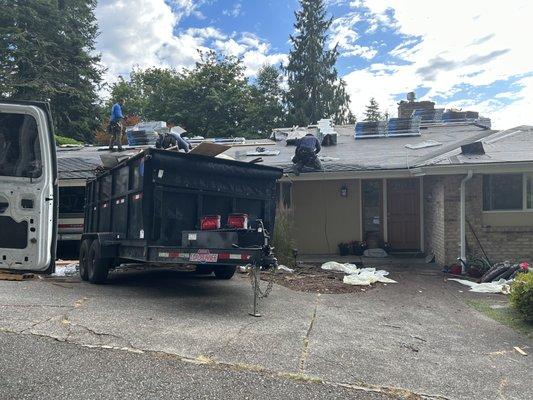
[88, 240, 110, 284]
[79, 239, 91, 281]
[214, 265, 236, 280]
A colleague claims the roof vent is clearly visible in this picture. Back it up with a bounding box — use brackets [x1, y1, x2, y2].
[461, 142, 485, 155]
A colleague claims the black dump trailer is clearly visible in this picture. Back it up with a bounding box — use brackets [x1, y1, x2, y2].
[79, 148, 283, 286]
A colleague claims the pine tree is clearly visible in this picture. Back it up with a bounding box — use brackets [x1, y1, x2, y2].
[284, 0, 353, 126]
[246, 64, 285, 137]
[364, 97, 382, 121]
[0, 0, 103, 142]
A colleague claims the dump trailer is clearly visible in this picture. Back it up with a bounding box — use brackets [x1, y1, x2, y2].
[79, 148, 283, 290]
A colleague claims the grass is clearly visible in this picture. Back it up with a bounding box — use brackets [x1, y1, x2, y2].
[55, 135, 82, 146]
[467, 299, 533, 338]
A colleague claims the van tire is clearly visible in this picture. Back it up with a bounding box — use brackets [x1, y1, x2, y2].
[214, 265, 236, 280]
[88, 240, 110, 284]
[79, 239, 91, 281]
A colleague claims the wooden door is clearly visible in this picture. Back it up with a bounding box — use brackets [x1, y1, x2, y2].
[387, 179, 420, 250]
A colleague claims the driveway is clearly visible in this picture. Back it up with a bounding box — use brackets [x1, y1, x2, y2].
[0, 265, 531, 399]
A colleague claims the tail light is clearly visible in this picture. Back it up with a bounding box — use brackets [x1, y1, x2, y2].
[200, 215, 221, 230]
[227, 213, 248, 229]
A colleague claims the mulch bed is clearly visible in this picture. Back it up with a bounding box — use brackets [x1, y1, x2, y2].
[255, 264, 386, 294]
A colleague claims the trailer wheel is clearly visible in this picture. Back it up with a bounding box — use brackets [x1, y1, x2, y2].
[214, 265, 236, 280]
[88, 240, 110, 284]
[79, 239, 91, 281]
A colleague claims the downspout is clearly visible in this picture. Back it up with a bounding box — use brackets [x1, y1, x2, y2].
[459, 170, 474, 272]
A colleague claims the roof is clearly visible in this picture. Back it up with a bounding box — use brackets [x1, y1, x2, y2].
[56, 123, 533, 181]
[224, 122, 495, 172]
[421, 125, 533, 166]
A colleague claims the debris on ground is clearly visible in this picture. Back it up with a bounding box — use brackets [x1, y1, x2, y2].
[277, 265, 294, 273]
[448, 278, 512, 294]
[343, 268, 397, 286]
[260, 264, 382, 294]
[321, 261, 359, 274]
[52, 263, 79, 277]
[514, 346, 528, 356]
[0, 271, 34, 281]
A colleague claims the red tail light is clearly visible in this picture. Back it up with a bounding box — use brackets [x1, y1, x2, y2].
[227, 213, 248, 229]
[200, 215, 221, 230]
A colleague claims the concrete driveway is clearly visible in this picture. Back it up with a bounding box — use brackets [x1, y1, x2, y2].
[0, 265, 531, 399]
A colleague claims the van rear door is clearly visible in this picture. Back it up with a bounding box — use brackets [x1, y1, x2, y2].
[0, 101, 58, 272]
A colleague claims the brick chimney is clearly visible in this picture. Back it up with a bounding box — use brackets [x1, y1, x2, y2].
[397, 92, 435, 118]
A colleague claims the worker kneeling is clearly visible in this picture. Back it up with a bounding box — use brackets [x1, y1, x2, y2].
[292, 133, 322, 175]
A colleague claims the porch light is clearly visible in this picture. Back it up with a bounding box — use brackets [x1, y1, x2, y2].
[340, 185, 348, 197]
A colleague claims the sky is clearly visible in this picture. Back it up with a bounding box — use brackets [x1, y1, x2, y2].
[95, 0, 533, 129]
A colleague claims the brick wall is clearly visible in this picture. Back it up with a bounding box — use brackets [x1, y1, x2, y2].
[424, 174, 533, 265]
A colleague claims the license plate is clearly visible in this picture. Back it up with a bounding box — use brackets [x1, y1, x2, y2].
[189, 253, 218, 263]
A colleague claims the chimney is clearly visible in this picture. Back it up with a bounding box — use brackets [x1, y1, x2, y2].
[398, 92, 435, 119]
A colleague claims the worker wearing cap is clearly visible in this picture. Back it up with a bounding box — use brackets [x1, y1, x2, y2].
[108, 98, 125, 152]
[292, 133, 322, 175]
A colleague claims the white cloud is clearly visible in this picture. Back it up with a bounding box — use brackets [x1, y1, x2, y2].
[330, 13, 377, 60]
[95, 0, 285, 89]
[223, 2, 243, 18]
[341, 0, 533, 129]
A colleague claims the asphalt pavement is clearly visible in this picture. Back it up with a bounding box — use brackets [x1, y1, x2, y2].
[0, 265, 531, 399]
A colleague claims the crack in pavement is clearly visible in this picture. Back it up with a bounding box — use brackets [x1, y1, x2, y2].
[0, 329, 451, 399]
[299, 293, 320, 374]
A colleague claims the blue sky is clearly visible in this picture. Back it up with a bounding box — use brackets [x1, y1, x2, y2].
[95, 0, 533, 129]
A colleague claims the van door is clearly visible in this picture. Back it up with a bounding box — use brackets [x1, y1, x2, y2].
[0, 101, 58, 272]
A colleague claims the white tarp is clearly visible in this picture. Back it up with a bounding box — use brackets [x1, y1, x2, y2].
[343, 268, 397, 286]
[448, 278, 512, 294]
[321, 262, 359, 275]
[321, 262, 397, 286]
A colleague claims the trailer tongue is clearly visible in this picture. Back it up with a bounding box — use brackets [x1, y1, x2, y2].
[79, 148, 283, 316]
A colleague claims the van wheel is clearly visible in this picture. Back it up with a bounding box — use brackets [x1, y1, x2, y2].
[214, 265, 236, 280]
[79, 239, 91, 281]
[88, 240, 110, 284]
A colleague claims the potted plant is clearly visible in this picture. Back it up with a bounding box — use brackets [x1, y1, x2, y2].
[338, 242, 350, 256]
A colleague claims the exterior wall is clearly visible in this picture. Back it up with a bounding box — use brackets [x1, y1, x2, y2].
[292, 179, 361, 254]
[424, 174, 533, 265]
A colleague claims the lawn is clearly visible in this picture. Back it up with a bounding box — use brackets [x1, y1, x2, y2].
[467, 299, 533, 338]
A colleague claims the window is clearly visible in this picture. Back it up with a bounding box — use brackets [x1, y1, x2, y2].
[58, 186, 86, 215]
[0, 113, 42, 178]
[483, 173, 532, 211]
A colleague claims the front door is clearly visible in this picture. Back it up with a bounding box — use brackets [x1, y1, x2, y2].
[387, 178, 420, 250]
[361, 179, 383, 245]
[0, 101, 58, 272]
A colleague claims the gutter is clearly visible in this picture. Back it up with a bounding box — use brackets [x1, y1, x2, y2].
[459, 170, 473, 271]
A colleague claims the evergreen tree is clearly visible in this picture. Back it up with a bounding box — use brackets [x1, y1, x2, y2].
[245, 64, 285, 137]
[0, 0, 103, 142]
[284, 0, 353, 126]
[364, 97, 382, 121]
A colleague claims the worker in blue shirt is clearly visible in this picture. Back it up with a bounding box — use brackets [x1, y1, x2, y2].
[107, 98, 125, 151]
[292, 132, 322, 175]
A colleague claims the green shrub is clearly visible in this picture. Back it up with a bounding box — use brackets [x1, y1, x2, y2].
[55, 135, 82, 146]
[510, 272, 533, 321]
[272, 206, 296, 268]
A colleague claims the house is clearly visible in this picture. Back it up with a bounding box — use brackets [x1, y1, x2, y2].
[57, 118, 533, 266]
[224, 120, 533, 266]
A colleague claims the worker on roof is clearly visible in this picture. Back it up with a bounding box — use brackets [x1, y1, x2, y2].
[292, 132, 322, 175]
[156, 121, 192, 152]
[107, 98, 125, 152]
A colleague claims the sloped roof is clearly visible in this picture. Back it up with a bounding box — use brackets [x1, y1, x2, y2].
[56, 122, 513, 180]
[421, 125, 533, 166]
[224, 122, 494, 172]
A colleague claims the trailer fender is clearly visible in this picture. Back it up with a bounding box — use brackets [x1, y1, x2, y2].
[81, 233, 120, 259]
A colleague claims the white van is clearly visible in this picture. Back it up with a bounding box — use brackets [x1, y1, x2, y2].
[0, 101, 58, 272]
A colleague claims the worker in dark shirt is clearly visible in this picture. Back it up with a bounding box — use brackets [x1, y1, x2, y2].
[292, 133, 322, 175]
[107, 98, 125, 151]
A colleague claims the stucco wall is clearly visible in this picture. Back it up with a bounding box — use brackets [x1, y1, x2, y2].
[292, 179, 361, 254]
[424, 174, 533, 265]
